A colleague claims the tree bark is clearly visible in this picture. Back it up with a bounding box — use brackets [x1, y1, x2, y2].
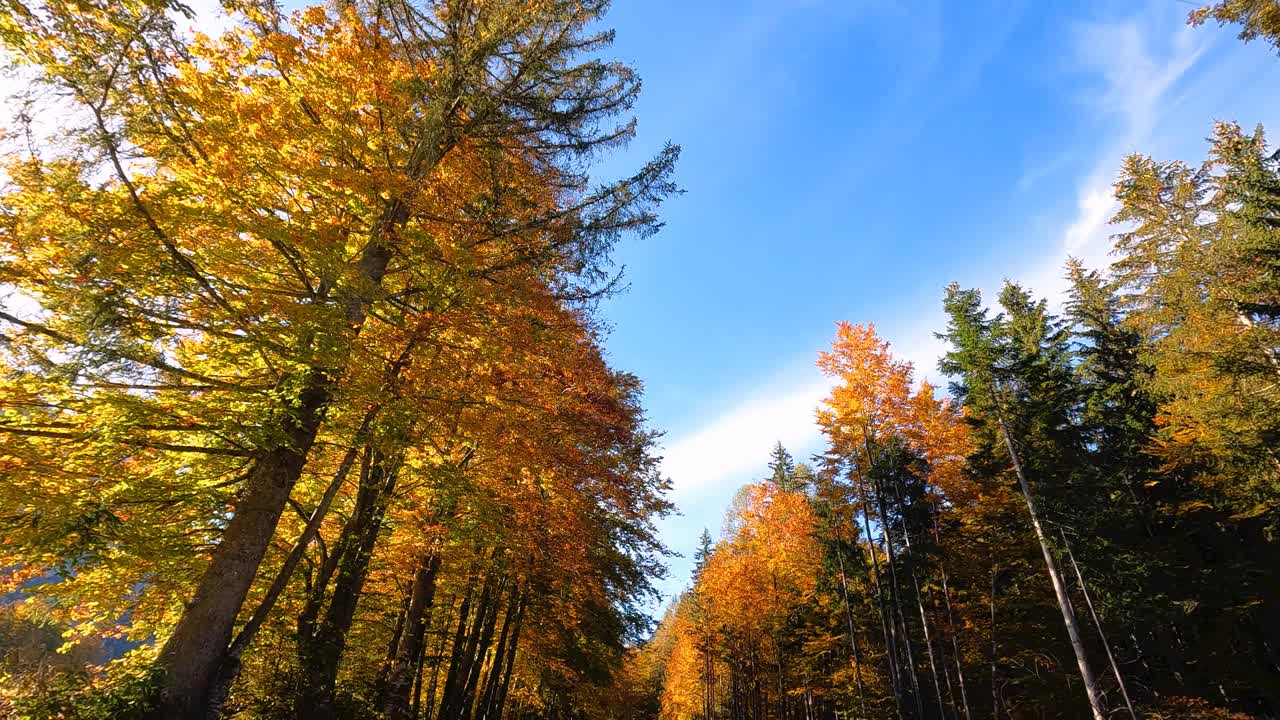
[382, 553, 443, 720]
[853, 468, 904, 720]
[202, 415, 372, 715]
[479, 586, 521, 720]
[296, 449, 400, 719]
[1061, 531, 1137, 720]
[990, 564, 1000, 720]
[891, 474, 946, 720]
[459, 576, 507, 718]
[833, 524, 869, 720]
[439, 574, 492, 719]
[931, 513, 971, 720]
[868, 464, 922, 720]
[153, 370, 330, 719]
[420, 595, 459, 720]
[993, 407, 1106, 720]
[491, 594, 526, 719]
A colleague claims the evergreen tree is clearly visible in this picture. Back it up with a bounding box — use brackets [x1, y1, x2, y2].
[768, 442, 799, 492]
[694, 529, 715, 583]
[940, 282, 1107, 720]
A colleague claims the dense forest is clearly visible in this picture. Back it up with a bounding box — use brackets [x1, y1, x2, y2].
[0, 1, 1278, 720]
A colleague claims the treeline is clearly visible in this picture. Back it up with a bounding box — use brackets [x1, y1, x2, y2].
[620, 6, 1280, 720]
[0, 1, 677, 719]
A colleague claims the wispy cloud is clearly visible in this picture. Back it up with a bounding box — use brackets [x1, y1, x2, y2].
[656, 4, 1216, 571]
[1051, 10, 1205, 274]
[662, 369, 832, 501]
[658, 315, 950, 507]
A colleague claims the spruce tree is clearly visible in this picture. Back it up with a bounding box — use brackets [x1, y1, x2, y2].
[768, 442, 799, 492]
[940, 283, 1107, 720]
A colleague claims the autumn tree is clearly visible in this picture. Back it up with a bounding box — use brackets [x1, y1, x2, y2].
[1, 0, 676, 717]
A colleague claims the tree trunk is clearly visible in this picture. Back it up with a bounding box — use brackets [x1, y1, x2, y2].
[854, 469, 904, 720]
[296, 449, 400, 719]
[375, 594, 411, 704]
[440, 574, 497, 719]
[491, 594, 526, 719]
[382, 553, 443, 720]
[891, 475, 946, 720]
[932, 514, 971, 720]
[1061, 531, 1137, 720]
[203, 417, 371, 715]
[870, 467, 923, 720]
[459, 577, 507, 719]
[994, 408, 1106, 720]
[479, 586, 521, 720]
[420, 595, 459, 720]
[833, 524, 869, 720]
[153, 370, 331, 719]
[990, 564, 999, 720]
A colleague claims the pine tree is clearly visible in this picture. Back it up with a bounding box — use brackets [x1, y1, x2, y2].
[694, 529, 715, 583]
[768, 442, 799, 492]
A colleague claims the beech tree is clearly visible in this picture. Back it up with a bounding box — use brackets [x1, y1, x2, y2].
[1, 0, 675, 718]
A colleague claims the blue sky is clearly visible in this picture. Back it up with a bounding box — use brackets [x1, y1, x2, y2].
[580, 0, 1280, 608]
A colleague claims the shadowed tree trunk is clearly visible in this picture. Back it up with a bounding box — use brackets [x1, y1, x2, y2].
[478, 585, 521, 720]
[833, 522, 869, 720]
[868, 458, 922, 720]
[296, 447, 401, 720]
[854, 467, 905, 720]
[1061, 530, 1137, 720]
[382, 552, 444, 720]
[490, 594, 526, 720]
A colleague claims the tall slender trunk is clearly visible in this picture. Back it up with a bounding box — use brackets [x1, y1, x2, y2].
[203, 416, 371, 714]
[870, 469, 923, 720]
[479, 586, 521, 720]
[989, 565, 999, 720]
[776, 643, 786, 720]
[853, 469, 904, 720]
[891, 476, 946, 719]
[375, 594, 411, 704]
[940, 568, 971, 720]
[297, 449, 401, 720]
[833, 524, 869, 719]
[1060, 531, 1137, 720]
[931, 515, 971, 720]
[412, 641, 427, 720]
[936, 617, 958, 720]
[993, 406, 1106, 720]
[440, 572, 498, 719]
[491, 595, 526, 719]
[421, 595, 459, 720]
[460, 577, 507, 718]
[910, 566, 944, 720]
[154, 371, 331, 719]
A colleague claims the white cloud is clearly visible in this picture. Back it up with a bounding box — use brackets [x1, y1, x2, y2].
[1045, 9, 1207, 293]
[655, 5, 1217, 582]
[657, 315, 951, 503]
[661, 370, 832, 501]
